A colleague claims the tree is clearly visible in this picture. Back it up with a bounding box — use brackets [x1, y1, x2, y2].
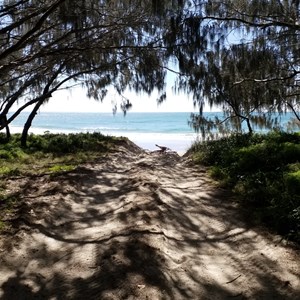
[0, 0, 183, 145]
[169, 0, 300, 138]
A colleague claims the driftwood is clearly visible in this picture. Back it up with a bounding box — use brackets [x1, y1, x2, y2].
[155, 144, 171, 153]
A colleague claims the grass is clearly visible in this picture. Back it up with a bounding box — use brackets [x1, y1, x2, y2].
[0, 132, 127, 231]
[0, 132, 125, 177]
[48, 164, 76, 173]
[189, 131, 300, 244]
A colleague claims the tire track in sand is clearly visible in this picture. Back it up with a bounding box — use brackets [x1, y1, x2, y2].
[0, 145, 299, 299]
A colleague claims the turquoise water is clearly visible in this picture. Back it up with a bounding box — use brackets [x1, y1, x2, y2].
[9, 112, 199, 152]
[7, 112, 300, 152]
[9, 112, 194, 134]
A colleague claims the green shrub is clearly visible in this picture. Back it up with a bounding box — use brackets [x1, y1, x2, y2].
[208, 166, 226, 180]
[285, 170, 300, 194]
[281, 142, 300, 163]
[27, 134, 48, 151]
[0, 166, 20, 176]
[190, 131, 300, 243]
[287, 162, 300, 172]
[0, 133, 124, 177]
[0, 150, 13, 160]
[190, 133, 252, 166]
[234, 144, 266, 171]
[22, 132, 116, 154]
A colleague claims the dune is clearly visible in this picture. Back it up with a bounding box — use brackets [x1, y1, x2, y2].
[0, 141, 299, 299]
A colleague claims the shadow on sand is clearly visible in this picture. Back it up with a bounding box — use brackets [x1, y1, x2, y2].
[0, 150, 299, 299]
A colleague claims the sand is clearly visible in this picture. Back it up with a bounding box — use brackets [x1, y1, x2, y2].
[0, 141, 299, 299]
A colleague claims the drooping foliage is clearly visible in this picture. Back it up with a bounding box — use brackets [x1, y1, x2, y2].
[1, 0, 300, 144]
[169, 0, 300, 137]
[0, 0, 183, 144]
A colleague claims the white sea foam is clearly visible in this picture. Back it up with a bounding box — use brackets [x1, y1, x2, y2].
[9, 126, 76, 135]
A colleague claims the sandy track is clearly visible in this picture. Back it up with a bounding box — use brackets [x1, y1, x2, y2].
[0, 144, 299, 299]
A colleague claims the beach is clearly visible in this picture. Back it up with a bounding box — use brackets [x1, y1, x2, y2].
[7, 111, 299, 155]
[8, 112, 200, 154]
[0, 140, 299, 299]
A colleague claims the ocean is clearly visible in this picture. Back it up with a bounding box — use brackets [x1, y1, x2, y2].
[8, 112, 199, 153]
[7, 111, 300, 153]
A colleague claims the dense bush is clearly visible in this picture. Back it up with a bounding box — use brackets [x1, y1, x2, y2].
[190, 131, 300, 243]
[0, 132, 123, 154]
[26, 132, 120, 153]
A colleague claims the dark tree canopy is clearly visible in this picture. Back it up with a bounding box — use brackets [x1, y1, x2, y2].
[0, 0, 299, 144]
[170, 0, 300, 137]
[0, 0, 183, 144]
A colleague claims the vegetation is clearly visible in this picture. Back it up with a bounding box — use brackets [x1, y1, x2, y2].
[0, 0, 180, 145]
[190, 131, 300, 243]
[1, 1, 300, 144]
[0, 132, 126, 230]
[1, 1, 300, 243]
[0, 132, 123, 176]
[169, 1, 300, 137]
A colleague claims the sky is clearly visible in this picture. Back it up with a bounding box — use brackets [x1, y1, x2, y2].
[39, 85, 199, 113]
[35, 71, 219, 114]
[17, 70, 219, 114]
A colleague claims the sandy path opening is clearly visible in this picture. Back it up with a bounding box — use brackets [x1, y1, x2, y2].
[0, 144, 299, 299]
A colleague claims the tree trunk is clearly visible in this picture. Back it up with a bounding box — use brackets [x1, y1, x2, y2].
[21, 100, 44, 147]
[0, 115, 11, 142]
[287, 102, 300, 122]
[245, 117, 253, 134]
[5, 123, 11, 141]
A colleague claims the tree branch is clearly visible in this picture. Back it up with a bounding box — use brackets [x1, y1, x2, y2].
[232, 71, 299, 86]
[0, 0, 67, 61]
